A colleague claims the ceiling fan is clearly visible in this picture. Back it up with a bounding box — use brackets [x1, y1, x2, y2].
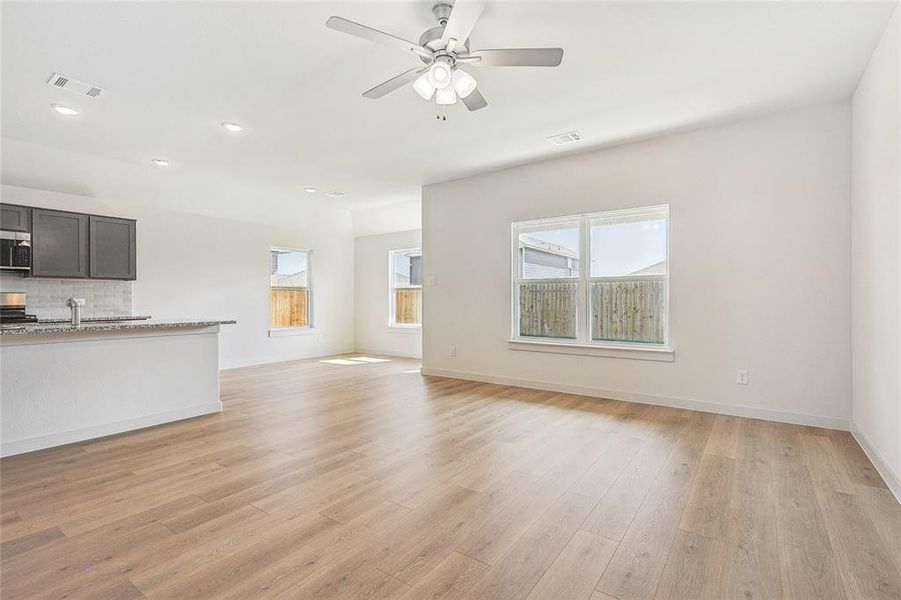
[325, 0, 563, 117]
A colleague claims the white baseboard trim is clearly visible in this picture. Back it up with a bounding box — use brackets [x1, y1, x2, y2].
[354, 347, 422, 359]
[420, 367, 850, 431]
[220, 347, 357, 370]
[1, 401, 223, 458]
[850, 422, 901, 503]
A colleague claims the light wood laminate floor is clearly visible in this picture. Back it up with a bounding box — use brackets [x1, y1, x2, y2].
[2, 356, 900, 599]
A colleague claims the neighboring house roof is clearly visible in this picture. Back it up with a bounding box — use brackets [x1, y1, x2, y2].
[628, 261, 666, 275]
[519, 234, 579, 260]
[272, 270, 307, 287]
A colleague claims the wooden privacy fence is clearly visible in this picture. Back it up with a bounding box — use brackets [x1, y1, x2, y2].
[519, 282, 578, 339]
[271, 287, 308, 328]
[518, 277, 665, 343]
[591, 278, 665, 343]
[395, 288, 422, 325]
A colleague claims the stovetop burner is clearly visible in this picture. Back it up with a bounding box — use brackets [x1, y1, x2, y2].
[0, 311, 38, 324]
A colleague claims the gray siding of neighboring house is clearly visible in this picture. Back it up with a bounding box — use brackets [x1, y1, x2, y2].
[522, 248, 579, 279]
[410, 256, 422, 286]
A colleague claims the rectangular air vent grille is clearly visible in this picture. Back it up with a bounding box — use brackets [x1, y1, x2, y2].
[325, 191, 345, 198]
[47, 73, 105, 99]
[547, 131, 583, 145]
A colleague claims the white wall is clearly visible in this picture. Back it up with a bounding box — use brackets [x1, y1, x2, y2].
[423, 102, 852, 429]
[352, 199, 421, 238]
[851, 5, 901, 498]
[354, 229, 422, 358]
[0, 185, 355, 369]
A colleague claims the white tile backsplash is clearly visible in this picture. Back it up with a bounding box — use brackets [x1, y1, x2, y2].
[0, 271, 133, 318]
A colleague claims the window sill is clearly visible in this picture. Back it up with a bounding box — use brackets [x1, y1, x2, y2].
[507, 339, 674, 362]
[387, 325, 422, 333]
[269, 327, 316, 338]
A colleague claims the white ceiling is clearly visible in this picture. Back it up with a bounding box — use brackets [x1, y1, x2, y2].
[1, 1, 896, 217]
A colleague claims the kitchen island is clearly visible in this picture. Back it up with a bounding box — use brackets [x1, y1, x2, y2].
[1, 319, 235, 456]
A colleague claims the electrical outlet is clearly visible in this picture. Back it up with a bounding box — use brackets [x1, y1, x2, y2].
[449, 345, 456, 357]
[736, 369, 749, 385]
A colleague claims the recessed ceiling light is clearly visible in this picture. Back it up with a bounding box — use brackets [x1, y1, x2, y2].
[221, 121, 243, 133]
[150, 158, 171, 167]
[51, 104, 79, 116]
[304, 187, 317, 193]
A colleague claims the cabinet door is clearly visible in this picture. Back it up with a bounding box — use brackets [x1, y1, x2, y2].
[0, 204, 32, 232]
[89, 216, 136, 280]
[31, 209, 89, 278]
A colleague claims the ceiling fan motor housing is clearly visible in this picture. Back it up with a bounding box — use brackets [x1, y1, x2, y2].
[418, 30, 470, 61]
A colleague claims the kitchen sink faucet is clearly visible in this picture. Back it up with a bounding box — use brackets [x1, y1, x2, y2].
[66, 298, 82, 326]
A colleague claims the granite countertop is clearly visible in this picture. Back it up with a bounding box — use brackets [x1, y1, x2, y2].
[36, 315, 153, 324]
[0, 319, 236, 336]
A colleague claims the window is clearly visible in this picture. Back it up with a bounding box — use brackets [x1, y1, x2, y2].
[389, 248, 422, 327]
[512, 205, 669, 349]
[270, 248, 311, 329]
[516, 222, 580, 339]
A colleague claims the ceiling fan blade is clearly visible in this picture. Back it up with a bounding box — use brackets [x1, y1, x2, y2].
[467, 48, 564, 67]
[362, 67, 428, 99]
[462, 88, 488, 111]
[326, 16, 432, 59]
[441, 0, 485, 46]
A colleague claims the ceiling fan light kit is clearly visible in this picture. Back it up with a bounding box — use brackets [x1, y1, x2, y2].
[413, 73, 435, 100]
[325, 0, 563, 119]
[428, 59, 453, 89]
[452, 69, 477, 98]
[436, 87, 457, 106]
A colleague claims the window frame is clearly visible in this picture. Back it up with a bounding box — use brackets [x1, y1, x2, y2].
[388, 247, 422, 329]
[269, 247, 313, 334]
[510, 206, 671, 355]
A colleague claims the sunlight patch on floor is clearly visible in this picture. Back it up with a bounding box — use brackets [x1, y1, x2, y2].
[320, 356, 393, 366]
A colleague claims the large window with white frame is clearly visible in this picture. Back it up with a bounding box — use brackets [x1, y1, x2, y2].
[389, 247, 422, 327]
[270, 248, 312, 330]
[511, 205, 669, 348]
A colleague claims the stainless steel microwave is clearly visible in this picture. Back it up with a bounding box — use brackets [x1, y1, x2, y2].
[0, 231, 31, 270]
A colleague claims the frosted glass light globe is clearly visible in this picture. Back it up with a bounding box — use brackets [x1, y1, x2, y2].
[428, 61, 452, 89]
[452, 69, 477, 98]
[436, 87, 457, 105]
[413, 72, 435, 99]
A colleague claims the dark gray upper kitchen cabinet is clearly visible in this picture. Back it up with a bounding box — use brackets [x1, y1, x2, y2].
[31, 209, 90, 278]
[89, 215, 136, 280]
[0, 204, 32, 232]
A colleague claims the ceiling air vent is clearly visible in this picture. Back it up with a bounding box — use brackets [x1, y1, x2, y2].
[547, 131, 582, 145]
[325, 191, 345, 198]
[47, 73, 105, 99]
